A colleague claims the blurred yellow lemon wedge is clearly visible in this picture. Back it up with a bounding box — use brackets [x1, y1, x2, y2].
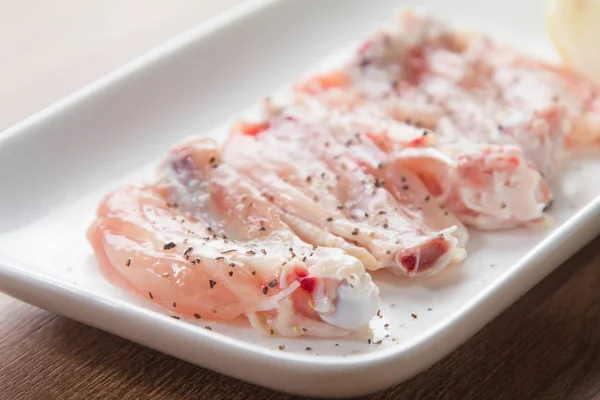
[548, 0, 600, 85]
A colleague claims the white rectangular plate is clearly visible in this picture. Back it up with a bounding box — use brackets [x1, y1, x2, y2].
[1, 0, 600, 397]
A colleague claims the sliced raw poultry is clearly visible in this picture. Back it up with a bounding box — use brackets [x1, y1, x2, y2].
[88, 137, 380, 338]
[268, 99, 469, 247]
[222, 113, 466, 277]
[293, 9, 575, 228]
[290, 96, 551, 229]
[296, 7, 600, 161]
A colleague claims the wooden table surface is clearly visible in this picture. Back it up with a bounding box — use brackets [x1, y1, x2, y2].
[2, 1, 600, 399]
[1, 236, 599, 400]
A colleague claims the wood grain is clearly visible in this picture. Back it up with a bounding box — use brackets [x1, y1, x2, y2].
[1, 236, 599, 400]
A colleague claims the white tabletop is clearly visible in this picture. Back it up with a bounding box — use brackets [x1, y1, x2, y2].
[0, 0, 245, 132]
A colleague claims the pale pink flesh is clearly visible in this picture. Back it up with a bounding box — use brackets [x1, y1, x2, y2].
[224, 116, 463, 276]
[284, 102, 468, 244]
[88, 138, 380, 337]
[353, 8, 599, 148]
[293, 9, 566, 229]
[87, 186, 250, 321]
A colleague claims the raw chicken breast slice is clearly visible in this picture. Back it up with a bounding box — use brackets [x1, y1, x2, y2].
[336, 6, 599, 168]
[87, 138, 380, 338]
[293, 9, 562, 229]
[285, 99, 468, 244]
[358, 122, 552, 229]
[290, 96, 549, 229]
[440, 142, 552, 229]
[224, 115, 464, 277]
[304, 6, 575, 168]
[493, 61, 600, 147]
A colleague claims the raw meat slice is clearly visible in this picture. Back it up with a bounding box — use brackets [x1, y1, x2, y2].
[297, 7, 600, 168]
[87, 138, 380, 337]
[284, 99, 468, 241]
[290, 96, 550, 229]
[294, 9, 564, 228]
[223, 114, 465, 277]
